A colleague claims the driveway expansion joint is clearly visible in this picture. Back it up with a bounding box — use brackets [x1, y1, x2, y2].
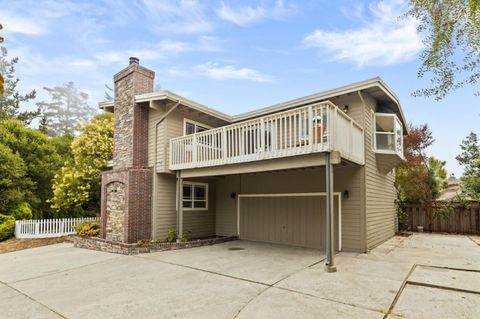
[7, 256, 122, 285]
[0, 280, 68, 319]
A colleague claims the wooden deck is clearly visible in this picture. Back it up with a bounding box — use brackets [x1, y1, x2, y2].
[169, 101, 364, 170]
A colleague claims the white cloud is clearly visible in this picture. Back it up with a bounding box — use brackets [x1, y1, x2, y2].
[303, 0, 423, 67]
[0, 1, 93, 36]
[216, 0, 294, 26]
[170, 62, 274, 82]
[95, 37, 221, 64]
[0, 14, 48, 35]
[138, 0, 213, 34]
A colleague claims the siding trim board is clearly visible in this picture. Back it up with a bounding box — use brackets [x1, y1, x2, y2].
[237, 192, 342, 251]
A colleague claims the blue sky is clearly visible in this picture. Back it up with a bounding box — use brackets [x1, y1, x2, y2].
[1, 0, 478, 176]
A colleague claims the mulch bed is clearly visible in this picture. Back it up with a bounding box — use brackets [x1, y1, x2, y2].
[0, 237, 68, 254]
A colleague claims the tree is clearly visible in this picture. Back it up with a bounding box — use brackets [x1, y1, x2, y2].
[50, 134, 74, 164]
[395, 124, 448, 229]
[0, 119, 62, 217]
[456, 132, 480, 199]
[0, 46, 38, 124]
[427, 157, 449, 198]
[406, 0, 480, 100]
[36, 82, 97, 136]
[50, 113, 113, 217]
[0, 143, 31, 214]
[396, 124, 435, 202]
[0, 24, 4, 96]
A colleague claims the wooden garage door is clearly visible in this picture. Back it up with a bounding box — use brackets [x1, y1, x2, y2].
[239, 194, 340, 250]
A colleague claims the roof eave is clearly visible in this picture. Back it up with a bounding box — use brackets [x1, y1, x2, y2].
[135, 91, 233, 122]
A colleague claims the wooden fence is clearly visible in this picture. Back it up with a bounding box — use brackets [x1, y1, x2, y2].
[403, 203, 480, 234]
[14, 217, 99, 239]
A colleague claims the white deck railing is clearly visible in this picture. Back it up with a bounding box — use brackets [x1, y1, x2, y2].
[170, 102, 364, 170]
[14, 217, 99, 239]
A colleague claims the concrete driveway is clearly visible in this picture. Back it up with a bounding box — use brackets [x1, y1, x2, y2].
[1, 234, 480, 319]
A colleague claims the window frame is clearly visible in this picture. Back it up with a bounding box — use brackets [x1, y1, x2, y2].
[182, 181, 209, 211]
[183, 119, 212, 136]
[372, 112, 404, 158]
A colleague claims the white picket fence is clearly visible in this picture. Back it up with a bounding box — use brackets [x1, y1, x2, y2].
[14, 217, 99, 239]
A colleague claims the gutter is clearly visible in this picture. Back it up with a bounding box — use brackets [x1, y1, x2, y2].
[152, 100, 181, 239]
[357, 90, 369, 253]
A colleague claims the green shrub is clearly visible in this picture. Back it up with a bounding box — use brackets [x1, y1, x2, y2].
[74, 221, 100, 237]
[0, 214, 15, 241]
[165, 228, 176, 243]
[11, 202, 32, 220]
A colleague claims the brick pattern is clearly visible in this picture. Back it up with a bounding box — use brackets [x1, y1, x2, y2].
[100, 60, 155, 244]
[126, 168, 152, 242]
[73, 235, 238, 255]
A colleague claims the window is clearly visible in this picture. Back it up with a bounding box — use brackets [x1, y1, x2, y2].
[184, 119, 211, 135]
[372, 113, 403, 158]
[182, 182, 208, 210]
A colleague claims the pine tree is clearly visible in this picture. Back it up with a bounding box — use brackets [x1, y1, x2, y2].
[36, 82, 97, 136]
[0, 46, 38, 124]
[456, 132, 480, 199]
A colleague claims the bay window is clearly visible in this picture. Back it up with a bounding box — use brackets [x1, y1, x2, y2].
[372, 113, 403, 158]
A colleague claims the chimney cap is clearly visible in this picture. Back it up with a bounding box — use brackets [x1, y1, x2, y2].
[129, 57, 139, 65]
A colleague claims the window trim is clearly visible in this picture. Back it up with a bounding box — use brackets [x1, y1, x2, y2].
[372, 112, 404, 158]
[183, 119, 213, 136]
[182, 181, 209, 211]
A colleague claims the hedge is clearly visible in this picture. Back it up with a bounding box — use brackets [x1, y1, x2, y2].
[0, 214, 15, 241]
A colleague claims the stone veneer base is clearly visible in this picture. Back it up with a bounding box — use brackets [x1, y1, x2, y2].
[72, 236, 238, 255]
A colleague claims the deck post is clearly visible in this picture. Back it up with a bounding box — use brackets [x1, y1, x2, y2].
[176, 171, 184, 241]
[325, 152, 337, 272]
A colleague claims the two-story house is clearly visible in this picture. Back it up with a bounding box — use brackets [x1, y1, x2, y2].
[99, 58, 406, 270]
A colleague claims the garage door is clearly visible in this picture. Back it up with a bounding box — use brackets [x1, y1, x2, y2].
[238, 193, 341, 251]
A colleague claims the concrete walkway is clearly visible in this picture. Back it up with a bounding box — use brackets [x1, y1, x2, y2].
[0, 234, 479, 318]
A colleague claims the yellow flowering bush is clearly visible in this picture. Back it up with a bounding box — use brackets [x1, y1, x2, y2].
[50, 113, 113, 215]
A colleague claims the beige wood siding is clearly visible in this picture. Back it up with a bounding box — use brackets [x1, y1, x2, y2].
[363, 94, 396, 250]
[239, 196, 339, 250]
[183, 179, 216, 238]
[215, 167, 363, 252]
[215, 175, 240, 236]
[153, 173, 177, 239]
[153, 174, 216, 240]
[147, 102, 166, 167]
[150, 106, 221, 240]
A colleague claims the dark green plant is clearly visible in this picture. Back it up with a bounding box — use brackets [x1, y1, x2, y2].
[456, 132, 480, 200]
[0, 213, 15, 241]
[180, 230, 192, 242]
[74, 221, 100, 237]
[0, 142, 30, 213]
[11, 202, 32, 220]
[0, 119, 62, 217]
[395, 200, 409, 231]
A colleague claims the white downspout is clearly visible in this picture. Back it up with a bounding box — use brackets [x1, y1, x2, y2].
[152, 100, 181, 240]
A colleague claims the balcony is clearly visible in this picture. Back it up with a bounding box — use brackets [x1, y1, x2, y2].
[169, 102, 364, 171]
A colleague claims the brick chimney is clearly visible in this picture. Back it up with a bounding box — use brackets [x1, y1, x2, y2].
[112, 57, 154, 169]
[100, 58, 154, 243]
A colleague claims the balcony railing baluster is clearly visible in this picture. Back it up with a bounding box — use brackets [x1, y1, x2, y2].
[169, 102, 365, 170]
